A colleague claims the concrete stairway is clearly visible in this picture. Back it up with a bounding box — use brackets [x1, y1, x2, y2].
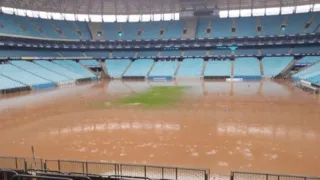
[201, 61, 207, 78]
[293, 59, 320, 76]
[277, 58, 299, 78]
[206, 19, 212, 38]
[9, 61, 54, 83]
[72, 22, 82, 39]
[26, 18, 50, 38]
[231, 61, 235, 77]
[51, 23, 66, 39]
[56, 52, 63, 57]
[52, 61, 82, 76]
[288, 48, 293, 54]
[258, 49, 262, 56]
[182, 17, 197, 39]
[146, 60, 156, 78]
[0, 73, 29, 88]
[122, 61, 133, 77]
[174, 61, 182, 77]
[100, 61, 109, 78]
[34, 61, 72, 80]
[259, 60, 264, 77]
[87, 22, 103, 40]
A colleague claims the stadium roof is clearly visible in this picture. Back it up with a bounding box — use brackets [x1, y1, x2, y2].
[1, 0, 320, 15]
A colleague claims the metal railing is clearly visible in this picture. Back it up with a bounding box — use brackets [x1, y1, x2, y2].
[231, 171, 320, 180]
[9, 174, 73, 180]
[44, 159, 210, 180]
[0, 168, 19, 180]
[0, 156, 26, 170]
[2, 156, 320, 180]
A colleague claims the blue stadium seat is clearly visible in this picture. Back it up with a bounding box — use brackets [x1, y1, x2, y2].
[292, 46, 320, 55]
[211, 49, 231, 56]
[85, 51, 109, 57]
[28, 18, 61, 39]
[123, 59, 154, 77]
[161, 51, 181, 57]
[74, 22, 92, 40]
[234, 57, 261, 79]
[285, 13, 313, 34]
[162, 21, 184, 39]
[0, 12, 318, 41]
[101, 23, 119, 40]
[0, 50, 58, 57]
[0, 74, 26, 91]
[260, 15, 284, 36]
[292, 60, 320, 80]
[211, 18, 232, 37]
[261, 47, 290, 55]
[0, 14, 90, 40]
[141, 22, 163, 39]
[307, 73, 320, 85]
[297, 56, 320, 64]
[0, 14, 23, 35]
[235, 17, 258, 37]
[59, 51, 84, 57]
[176, 58, 204, 78]
[304, 12, 320, 33]
[121, 22, 141, 40]
[138, 51, 157, 57]
[10, 60, 71, 83]
[234, 48, 259, 56]
[0, 63, 56, 89]
[4, 14, 40, 37]
[196, 19, 210, 38]
[112, 51, 136, 57]
[53, 60, 96, 79]
[262, 57, 293, 77]
[52, 20, 80, 39]
[105, 59, 131, 78]
[79, 60, 100, 67]
[184, 50, 206, 57]
[204, 60, 232, 77]
[149, 60, 179, 79]
[34, 60, 84, 80]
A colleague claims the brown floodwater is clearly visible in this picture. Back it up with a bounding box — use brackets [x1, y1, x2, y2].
[0, 80, 320, 178]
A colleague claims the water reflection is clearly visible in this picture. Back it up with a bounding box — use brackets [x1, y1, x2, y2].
[0, 83, 98, 111]
[48, 122, 181, 136]
[106, 80, 291, 98]
[216, 122, 318, 141]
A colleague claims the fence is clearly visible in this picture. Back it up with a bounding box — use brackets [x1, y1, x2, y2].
[44, 159, 210, 180]
[0, 156, 26, 170]
[231, 171, 320, 180]
[2, 156, 320, 180]
[0, 156, 44, 170]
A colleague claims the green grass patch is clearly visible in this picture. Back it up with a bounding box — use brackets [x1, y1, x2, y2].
[118, 86, 185, 108]
[90, 86, 186, 109]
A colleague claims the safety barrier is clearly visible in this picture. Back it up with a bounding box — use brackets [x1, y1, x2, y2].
[44, 160, 209, 180]
[0, 156, 43, 170]
[148, 76, 173, 81]
[231, 171, 320, 180]
[0, 156, 26, 170]
[2, 156, 320, 180]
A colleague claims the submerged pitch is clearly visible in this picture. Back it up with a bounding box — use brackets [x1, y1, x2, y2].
[93, 86, 186, 108]
[119, 86, 185, 107]
[1, 80, 320, 177]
